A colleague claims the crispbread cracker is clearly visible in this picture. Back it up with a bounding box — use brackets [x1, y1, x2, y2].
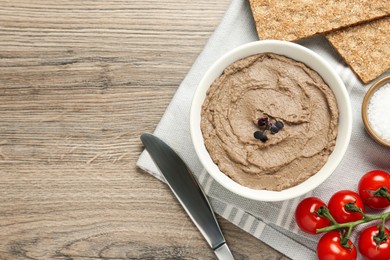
[326, 17, 390, 83]
[249, 0, 389, 41]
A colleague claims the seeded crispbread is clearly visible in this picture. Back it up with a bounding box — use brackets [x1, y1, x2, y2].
[249, 0, 389, 41]
[326, 17, 390, 83]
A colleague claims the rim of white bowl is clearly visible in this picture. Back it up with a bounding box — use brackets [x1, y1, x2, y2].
[190, 40, 352, 201]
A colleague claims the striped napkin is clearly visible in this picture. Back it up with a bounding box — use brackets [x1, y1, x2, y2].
[136, 0, 390, 258]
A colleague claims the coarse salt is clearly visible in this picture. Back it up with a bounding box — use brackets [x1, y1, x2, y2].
[367, 82, 390, 142]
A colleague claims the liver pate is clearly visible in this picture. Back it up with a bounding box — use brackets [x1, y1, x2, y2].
[201, 53, 339, 191]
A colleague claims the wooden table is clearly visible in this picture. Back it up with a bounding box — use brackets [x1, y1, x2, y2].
[0, 1, 289, 259]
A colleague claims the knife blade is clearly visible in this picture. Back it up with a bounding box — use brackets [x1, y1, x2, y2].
[140, 133, 234, 260]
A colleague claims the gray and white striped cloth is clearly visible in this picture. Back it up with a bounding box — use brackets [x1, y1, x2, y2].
[136, 0, 390, 258]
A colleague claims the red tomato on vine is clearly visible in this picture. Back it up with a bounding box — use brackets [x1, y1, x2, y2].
[358, 225, 390, 260]
[317, 231, 357, 260]
[295, 197, 330, 234]
[358, 170, 390, 210]
[328, 190, 365, 223]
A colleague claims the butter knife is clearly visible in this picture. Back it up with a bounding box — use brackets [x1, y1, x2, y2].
[140, 133, 234, 260]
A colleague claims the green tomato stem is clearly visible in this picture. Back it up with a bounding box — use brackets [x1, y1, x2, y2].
[345, 201, 367, 218]
[340, 226, 354, 248]
[316, 211, 390, 234]
[372, 217, 389, 246]
[316, 206, 339, 225]
[380, 217, 386, 233]
[366, 187, 390, 202]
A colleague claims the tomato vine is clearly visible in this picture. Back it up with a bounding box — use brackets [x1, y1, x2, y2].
[295, 170, 390, 260]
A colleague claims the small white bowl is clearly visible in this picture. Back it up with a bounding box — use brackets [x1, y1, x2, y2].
[190, 40, 352, 201]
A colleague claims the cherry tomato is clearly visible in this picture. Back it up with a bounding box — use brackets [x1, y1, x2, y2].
[358, 170, 390, 210]
[317, 231, 357, 260]
[295, 197, 331, 234]
[358, 226, 390, 260]
[328, 190, 365, 223]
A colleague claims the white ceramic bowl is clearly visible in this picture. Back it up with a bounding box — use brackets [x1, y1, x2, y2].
[190, 40, 352, 201]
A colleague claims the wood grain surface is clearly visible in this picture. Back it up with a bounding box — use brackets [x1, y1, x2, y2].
[0, 1, 289, 259]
